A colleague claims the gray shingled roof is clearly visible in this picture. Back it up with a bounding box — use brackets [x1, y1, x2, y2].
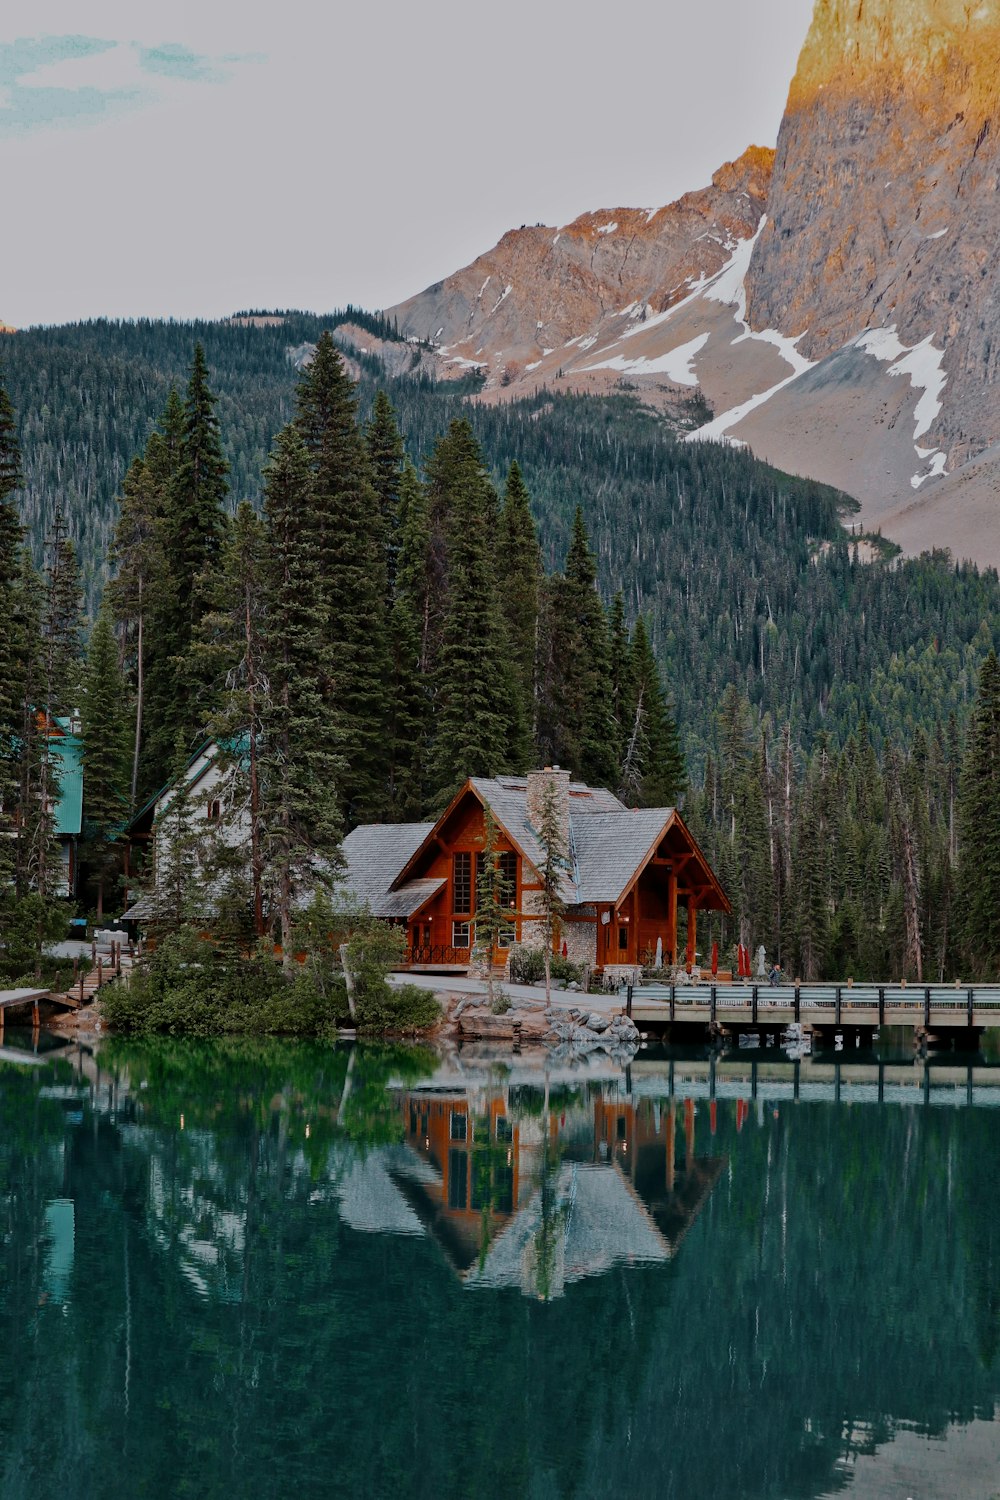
[342, 823, 435, 897]
[471, 778, 670, 906]
[572, 809, 673, 904]
[368, 879, 445, 920]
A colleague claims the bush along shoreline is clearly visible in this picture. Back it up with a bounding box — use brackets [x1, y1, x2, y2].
[101, 914, 440, 1038]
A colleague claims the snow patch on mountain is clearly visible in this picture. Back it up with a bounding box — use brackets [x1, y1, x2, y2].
[581, 332, 710, 385]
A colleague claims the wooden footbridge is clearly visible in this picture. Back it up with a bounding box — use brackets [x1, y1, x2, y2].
[624, 981, 1000, 1034]
[0, 942, 131, 1037]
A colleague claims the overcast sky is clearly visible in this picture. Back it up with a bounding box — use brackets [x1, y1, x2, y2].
[2, 0, 816, 327]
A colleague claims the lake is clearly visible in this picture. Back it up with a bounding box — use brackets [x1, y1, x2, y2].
[2, 1034, 999, 1499]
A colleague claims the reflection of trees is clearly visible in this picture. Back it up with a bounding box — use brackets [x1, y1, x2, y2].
[1, 1045, 1000, 1500]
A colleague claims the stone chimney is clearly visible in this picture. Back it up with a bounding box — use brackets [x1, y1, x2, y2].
[526, 766, 571, 853]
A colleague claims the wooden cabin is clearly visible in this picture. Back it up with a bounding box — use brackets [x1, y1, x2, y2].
[342, 767, 730, 977]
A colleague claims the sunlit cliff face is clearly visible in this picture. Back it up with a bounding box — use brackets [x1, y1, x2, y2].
[744, 0, 1000, 460]
[788, 0, 1000, 110]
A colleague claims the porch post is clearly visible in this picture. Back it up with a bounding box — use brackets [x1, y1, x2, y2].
[686, 899, 697, 971]
[667, 873, 678, 964]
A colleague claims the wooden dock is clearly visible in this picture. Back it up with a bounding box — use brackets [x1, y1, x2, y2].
[625, 981, 1000, 1032]
[0, 942, 132, 1037]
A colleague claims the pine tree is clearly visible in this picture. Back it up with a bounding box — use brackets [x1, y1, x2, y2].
[541, 508, 617, 786]
[296, 332, 389, 821]
[498, 461, 542, 752]
[426, 421, 516, 804]
[622, 615, 686, 807]
[194, 502, 269, 936]
[386, 460, 433, 817]
[151, 734, 213, 936]
[159, 347, 231, 758]
[0, 379, 24, 885]
[80, 603, 130, 918]
[35, 518, 84, 905]
[107, 452, 168, 808]
[364, 389, 405, 597]
[534, 780, 571, 1005]
[473, 801, 517, 1005]
[170, 345, 230, 614]
[261, 424, 345, 965]
[793, 769, 829, 981]
[957, 651, 1000, 977]
[11, 550, 44, 900]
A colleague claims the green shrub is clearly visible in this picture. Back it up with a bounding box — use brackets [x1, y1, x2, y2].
[100, 928, 349, 1036]
[508, 945, 545, 984]
[355, 982, 440, 1033]
[550, 954, 582, 984]
[490, 991, 512, 1015]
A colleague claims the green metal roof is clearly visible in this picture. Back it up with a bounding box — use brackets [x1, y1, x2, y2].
[127, 733, 250, 831]
[50, 723, 83, 837]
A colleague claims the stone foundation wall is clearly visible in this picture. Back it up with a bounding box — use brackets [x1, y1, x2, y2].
[562, 912, 597, 968]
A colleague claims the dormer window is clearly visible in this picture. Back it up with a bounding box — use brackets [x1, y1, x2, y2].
[206, 799, 222, 822]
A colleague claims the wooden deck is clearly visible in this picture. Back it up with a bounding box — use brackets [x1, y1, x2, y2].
[625, 981, 1000, 1031]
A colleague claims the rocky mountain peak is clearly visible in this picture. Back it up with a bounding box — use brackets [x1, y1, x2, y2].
[789, 0, 1000, 108]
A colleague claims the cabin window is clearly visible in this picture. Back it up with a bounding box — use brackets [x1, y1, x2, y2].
[452, 920, 471, 949]
[447, 1150, 468, 1210]
[495, 1116, 512, 1142]
[206, 799, 221, 821]
[450, 1110, 467, 1142]
[475, 850, 518, 901]
[618, 925, 628, 952]
[453, 852, 472, 914]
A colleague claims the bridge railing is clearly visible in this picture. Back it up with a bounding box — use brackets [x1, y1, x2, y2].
[622, 980, 1000, 1024]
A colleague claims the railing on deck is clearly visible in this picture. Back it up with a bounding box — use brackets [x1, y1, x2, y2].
[624, 981, 1000, 1027]
[406, 944, 471, 967]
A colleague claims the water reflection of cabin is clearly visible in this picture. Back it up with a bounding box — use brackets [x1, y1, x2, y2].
[342, 767, 730, 975]
[388, 1085, 727, 1295]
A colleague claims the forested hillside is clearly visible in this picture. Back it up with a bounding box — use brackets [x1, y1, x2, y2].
[2, 315, 997, 774]
[5, 317, 1000, 984]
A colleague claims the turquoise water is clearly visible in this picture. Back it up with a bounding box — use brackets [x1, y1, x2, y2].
[2, 1036, 1000, 1499]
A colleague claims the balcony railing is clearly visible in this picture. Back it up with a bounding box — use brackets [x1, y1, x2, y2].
[406, 944, 471, 967]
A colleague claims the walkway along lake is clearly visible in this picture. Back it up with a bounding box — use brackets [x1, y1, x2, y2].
[2, 1035, 1000, 1499]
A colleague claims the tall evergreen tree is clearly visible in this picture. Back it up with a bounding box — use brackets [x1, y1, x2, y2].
[364, 389, 405, 598]
[425, 421, 516, 803]
[296, 332, 389, 821]
[261, 425, 345, 964]
[957, 651, 1000, 977]
[107, 451, 168, 808]
[498, 461, 542, 753]
[473, 801, 517, 1006]
[541, 508, 617, 786]
[621, 615, 686, 808]
[194, 502, 269, 935]
[386, 460, 433, 817]
[80, 603, 130, 918]
[0, 380, 24, 884]
[170, 345, 230, 615]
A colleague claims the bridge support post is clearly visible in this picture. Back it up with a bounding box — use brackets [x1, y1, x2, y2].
[968, 988, 974, 1028]
[878, 987, 885, 1027]
[710, 985, 717, 1025]
[752, 986, 758, 1026]
[670, 985, 675, 1024]
[794, 986, 800, 1023]
[626, 984, 633, 1020]
[924, 988, 931, 1028]
[835, 987, 842, 1027]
